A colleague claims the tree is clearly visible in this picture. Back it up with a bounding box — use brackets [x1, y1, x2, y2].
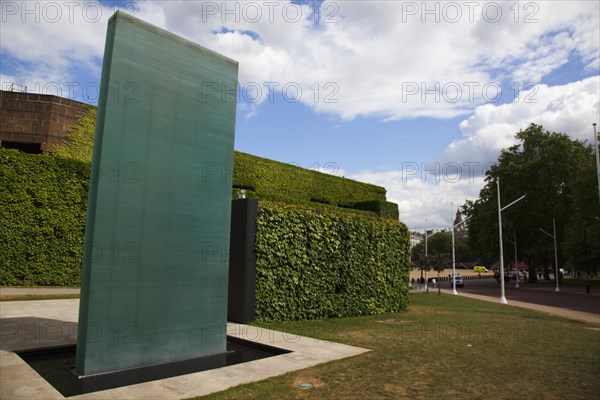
[411, 232, 449, 287]
[411, 231, 474, 263]
[463, 124, 600, 282]
[563, 140, 600, 278]
[411, 231, 473, 291]
[411, 231, 451, 261]
[422, 250, 451, 294]
[454, 235, 474, 263]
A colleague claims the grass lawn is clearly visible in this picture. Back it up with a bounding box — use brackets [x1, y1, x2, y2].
[194, 293, 600, 400]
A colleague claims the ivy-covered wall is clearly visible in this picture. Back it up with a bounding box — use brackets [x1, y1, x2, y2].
[1, 129, 408, 322]
[0, 149, 89, 285]
[233, 151, 399, 219]
[254, 202, 410, 321]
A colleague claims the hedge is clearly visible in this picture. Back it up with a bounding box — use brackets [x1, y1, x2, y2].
[254, 201, 410, 321]
[352, 200, 399, 221]
[0, 149, 89, 286]
[1, 150, 410, 323]
[233, 188, 380, 219]
[233, 152, 399, 218]
[24, 106, 399, 220]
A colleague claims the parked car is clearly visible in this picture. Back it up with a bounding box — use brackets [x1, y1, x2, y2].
[449, 273, 464, 288]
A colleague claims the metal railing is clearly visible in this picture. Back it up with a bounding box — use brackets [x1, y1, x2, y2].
[7, 83, 27, 92]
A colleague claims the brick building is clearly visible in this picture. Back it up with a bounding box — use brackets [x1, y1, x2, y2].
[0, 90, 88, 153]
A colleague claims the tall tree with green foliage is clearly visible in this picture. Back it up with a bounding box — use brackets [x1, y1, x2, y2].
[462, 124, 600, 282]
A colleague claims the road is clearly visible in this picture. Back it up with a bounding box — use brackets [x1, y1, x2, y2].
[449, 278, 600, 316]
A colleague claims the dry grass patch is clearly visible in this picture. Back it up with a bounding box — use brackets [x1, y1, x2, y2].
[193, 294, 600, 400]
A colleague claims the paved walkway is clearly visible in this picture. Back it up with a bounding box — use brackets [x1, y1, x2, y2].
[4, 285, 598, 326]
[0, 299, 368, 400]
[0, 287, 80, 296]
[429, 279, 600, 325]
[438, 289, 600, 325]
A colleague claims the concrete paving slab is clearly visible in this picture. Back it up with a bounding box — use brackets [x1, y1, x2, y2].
[0, 299, 369, 400]
[0, 299, 80, 321]
[0, 350, 25, 367]
[0, 376, 65, 400]
[0, 363, 64, 400]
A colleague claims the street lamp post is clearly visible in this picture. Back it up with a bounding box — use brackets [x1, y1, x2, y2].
[497, 177, 527, 304]
[451, 203, 457, 295]
[594, 123, 599, 205]
[425, 225, 428, 293]
[450, 203, 473, 295]
[514, 231, 519, 288]
[553, 218, 559, 292]
[581, 217, 600, 291]
[539, 218, 560, 292]
[497, 179, 507, 304]
[506, 230, 519, 288]
[584, 225, 589, 284]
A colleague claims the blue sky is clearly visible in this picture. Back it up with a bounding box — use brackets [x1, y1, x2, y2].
[1, 0, 599, 231]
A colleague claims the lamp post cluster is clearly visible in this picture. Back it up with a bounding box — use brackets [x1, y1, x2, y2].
[429, 123, 598, 303]
[428, 121, 597, 302]
[498, 123, 597, 300]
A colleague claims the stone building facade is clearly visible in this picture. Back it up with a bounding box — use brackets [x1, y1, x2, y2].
[0, 90, 88, 153]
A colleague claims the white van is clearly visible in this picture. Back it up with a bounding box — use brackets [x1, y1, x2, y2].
[449, 273, 464, 288]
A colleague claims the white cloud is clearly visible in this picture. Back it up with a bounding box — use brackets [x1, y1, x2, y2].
[0, 0, 112, 94]
[152, 0, 599, 120]
[349, 75, 599, 230]
[2, 1, 597, 119]
[1, 0, 597, 230]
[349, 169, 485, 231]
[443, 76, 600, 167]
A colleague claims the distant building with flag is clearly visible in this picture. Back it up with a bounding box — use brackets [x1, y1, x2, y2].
[453, 209, 468, 238]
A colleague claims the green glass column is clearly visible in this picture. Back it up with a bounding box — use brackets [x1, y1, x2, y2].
[76, 11, 238, 376]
